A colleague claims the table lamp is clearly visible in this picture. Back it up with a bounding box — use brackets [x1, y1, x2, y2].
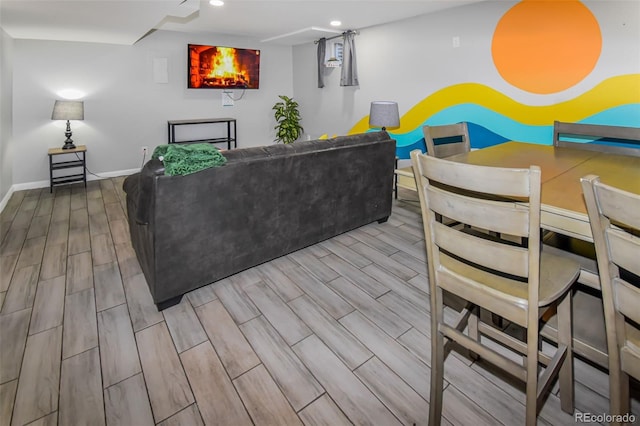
[369, 101, 399, 131]
[51, 100, 84, 150]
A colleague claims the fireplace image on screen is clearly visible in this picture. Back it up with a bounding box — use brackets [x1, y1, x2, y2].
[188, 44, 260, 89]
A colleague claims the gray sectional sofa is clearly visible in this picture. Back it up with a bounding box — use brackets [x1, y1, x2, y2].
[123, 131, 397, 309]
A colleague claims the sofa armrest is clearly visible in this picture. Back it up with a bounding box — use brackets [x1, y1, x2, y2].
[126, 159, 165, 225]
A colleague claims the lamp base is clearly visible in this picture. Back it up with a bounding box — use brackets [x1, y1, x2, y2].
[62, 141, 76, 150]
[62, 121, 75, 149]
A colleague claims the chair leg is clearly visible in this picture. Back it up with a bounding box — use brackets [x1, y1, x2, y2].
[394, 174, 398, 199]
[609, 370, 623, 425]
[611, 370, 630, 426]
[557, 292, 574, 414]
[468, 306, 480, 361]
[479, 309, 505, 329]
[429, 289, 445, 426]
[429, 331, 445, 426]
[525, 323, 539, 426]
[607, 315, 629, 425]
[394, 157, 399, 199]
[620, 372, 630, 417]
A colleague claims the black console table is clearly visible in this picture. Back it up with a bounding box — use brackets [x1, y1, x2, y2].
[167, 118, 237, 150]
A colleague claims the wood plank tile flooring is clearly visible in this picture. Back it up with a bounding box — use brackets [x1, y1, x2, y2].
[1, 179, 639, 425]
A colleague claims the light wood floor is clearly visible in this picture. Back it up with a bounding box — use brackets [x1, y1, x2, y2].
[1, 179, 638, 426]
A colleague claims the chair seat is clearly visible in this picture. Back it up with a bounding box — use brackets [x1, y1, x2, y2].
[441, 251, 580, 309]
[543, 232, 600, 290]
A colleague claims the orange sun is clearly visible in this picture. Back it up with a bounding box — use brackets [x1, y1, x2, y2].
[492, 0, 602, 94]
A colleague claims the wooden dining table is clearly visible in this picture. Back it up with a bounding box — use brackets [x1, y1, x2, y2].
[447, 141, 640, 242]
[446, 141, 640, 368]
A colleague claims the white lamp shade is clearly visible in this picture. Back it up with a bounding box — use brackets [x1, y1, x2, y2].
[369, 101, 399, 129]
[51, 100, 84, 121]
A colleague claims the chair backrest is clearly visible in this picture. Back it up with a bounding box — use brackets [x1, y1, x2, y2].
[581, 175, 640, 380]
[411, 151, 542, 327]
[553, 121, 640, 157]
[423, 122, 470, 159]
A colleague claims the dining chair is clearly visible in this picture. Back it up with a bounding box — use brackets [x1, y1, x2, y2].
[553, 121, 640, 157]
[424, 122, 470, 158]
[410, 151, 580, 426]
[581, 174, 640, 424]
[393, 122, 470, 199]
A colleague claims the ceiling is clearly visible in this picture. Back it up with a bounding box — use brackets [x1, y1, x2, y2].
[0, 0, 484, 46]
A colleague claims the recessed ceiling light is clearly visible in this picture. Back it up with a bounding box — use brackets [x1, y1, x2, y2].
[330, 20, 342, 27]
[209, 0, 224, 6]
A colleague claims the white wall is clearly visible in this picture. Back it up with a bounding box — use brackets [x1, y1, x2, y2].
[10, 30, 293, 187]
[292, 0, 640, 139]
[1, 28, 14, 205]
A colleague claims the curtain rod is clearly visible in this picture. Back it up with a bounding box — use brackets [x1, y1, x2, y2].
[314, 30, 359, 44]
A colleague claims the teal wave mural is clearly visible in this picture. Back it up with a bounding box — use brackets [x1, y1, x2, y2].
[386, 104, 640, 159]
[352, 76, 640, 159]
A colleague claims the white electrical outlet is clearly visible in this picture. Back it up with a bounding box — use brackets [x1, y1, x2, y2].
[222, 90, 234, 106]
[452, 36, 461, 48]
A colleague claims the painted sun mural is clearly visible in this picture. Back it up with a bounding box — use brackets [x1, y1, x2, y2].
[351, 0, 640, 158]
[492, 0, 601, 94]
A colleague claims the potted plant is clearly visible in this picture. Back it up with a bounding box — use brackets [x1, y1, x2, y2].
[273, 95, 304, 144]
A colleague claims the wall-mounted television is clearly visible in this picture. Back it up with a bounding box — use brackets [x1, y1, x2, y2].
[188, 44, 260, 89]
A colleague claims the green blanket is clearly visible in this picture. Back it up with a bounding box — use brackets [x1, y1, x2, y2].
[152, 143, 227, 176]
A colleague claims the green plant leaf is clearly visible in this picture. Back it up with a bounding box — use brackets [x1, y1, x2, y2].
[273, 94, 303, 144]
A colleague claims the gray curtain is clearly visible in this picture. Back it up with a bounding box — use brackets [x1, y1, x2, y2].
[340, 32, 359, 87]
[317, 38, 326, 88]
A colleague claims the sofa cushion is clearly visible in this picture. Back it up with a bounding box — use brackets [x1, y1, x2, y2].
[223, 131, 390, 164]
[222, 146, 275, 162]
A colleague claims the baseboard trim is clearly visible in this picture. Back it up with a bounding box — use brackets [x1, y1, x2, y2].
[0, 168, 139, 213]
[0, 186, 16, 214]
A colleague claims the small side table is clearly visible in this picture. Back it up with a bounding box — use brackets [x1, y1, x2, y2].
[48, 145, 87, 193]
